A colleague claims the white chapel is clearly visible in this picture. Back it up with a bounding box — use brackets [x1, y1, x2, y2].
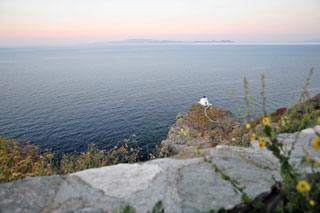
[199, 96, 212, 107]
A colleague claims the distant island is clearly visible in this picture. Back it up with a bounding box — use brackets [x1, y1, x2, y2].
[76, 39, 320, 47]
[91, 39, 234, 45]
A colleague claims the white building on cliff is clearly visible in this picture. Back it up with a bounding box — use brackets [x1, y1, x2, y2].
[199, 96, 212, 107]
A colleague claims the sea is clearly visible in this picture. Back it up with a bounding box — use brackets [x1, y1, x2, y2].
[0, 44, 320, 156]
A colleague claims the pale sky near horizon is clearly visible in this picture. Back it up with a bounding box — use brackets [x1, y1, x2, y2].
[0, 0, 320, 46]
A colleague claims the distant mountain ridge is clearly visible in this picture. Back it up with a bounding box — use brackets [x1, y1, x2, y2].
[104, 38, 234, 44]
[81, 39, 320, 46]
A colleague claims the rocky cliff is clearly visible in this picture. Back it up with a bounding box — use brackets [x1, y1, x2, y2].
[160, 104, 246, 157]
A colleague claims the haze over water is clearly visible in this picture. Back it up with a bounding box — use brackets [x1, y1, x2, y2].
[0, 44, 320, 154]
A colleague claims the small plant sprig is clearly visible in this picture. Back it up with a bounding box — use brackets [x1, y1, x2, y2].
[117, 201, 164, 213]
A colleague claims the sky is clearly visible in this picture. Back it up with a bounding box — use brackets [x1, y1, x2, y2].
[0, 0, 320, 46]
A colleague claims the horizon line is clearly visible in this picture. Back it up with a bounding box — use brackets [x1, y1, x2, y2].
[1, 39, 320, 49]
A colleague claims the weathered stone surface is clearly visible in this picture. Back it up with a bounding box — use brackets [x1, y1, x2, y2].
[71, 164, 162, 198]
[0, 126, 319, 213]
[0, 175, 120, 213]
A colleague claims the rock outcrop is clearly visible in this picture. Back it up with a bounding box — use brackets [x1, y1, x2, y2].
[160, 104, 245, 157]
[1, 126, 319, 213]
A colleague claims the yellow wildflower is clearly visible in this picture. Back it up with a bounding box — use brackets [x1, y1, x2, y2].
[26, 156, 32, 162]
[259, 137, 267, 143]
[11, 172, 21, 177]
[46, 154, 54, 159]
[262, 117, 270, 126]
[246, 124, 251, 129]
[184, 129, 189, 136]
[250, 133, 256, 141]
[310, 200, 315, 206]
[86, 152, 91, 158]
[16, 161, 24, 168]
[317, 117, 320, 125]
[194, 147, 199, 153]
[312, 137, 320, 151]
[305, 155, 310, 162]
[40, 155, 45, 161]
[258, 137, 267, 148]
[296, 180, 311, 193]
[181, 128, 189, 136]
[258, 141, 266, 148]
[281, 120, 286, 127]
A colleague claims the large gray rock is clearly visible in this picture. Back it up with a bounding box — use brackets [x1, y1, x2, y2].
[0, 126, 319, 213]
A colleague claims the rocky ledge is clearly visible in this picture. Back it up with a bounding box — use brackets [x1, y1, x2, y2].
[1, 126, 319, 213]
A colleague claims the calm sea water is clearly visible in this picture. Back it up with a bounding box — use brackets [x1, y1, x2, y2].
[0, 44, 320, 154]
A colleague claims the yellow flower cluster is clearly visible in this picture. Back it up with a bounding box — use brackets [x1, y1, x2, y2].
[258, 137, 267, 148]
